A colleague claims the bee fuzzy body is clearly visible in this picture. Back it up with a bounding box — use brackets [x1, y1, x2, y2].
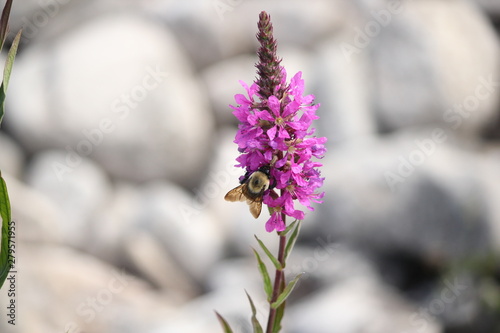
[225, 166, 271, 218]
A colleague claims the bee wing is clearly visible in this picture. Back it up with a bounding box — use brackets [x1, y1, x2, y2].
[226, 183, 264, 219]
[224, 184, 247, 202]
[248, 199, 263, 219]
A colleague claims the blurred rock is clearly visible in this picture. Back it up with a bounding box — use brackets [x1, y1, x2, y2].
[10, 0, 138, 47]
[7, 13, 214, 185]
[25, 150, 111, 248]
[134, 182, 224, 280]
[0, 242, 174, 333]
[146, 0, 347, 68]
[152, 288, 259, 333]
[474, 0, 500, 19]
[420, 273, 481, 331]
[365, 0, 500, 135]
[0, 133, 24, 178]
[2, 172, 64, 243]
[205, 257, 261, 292]
[314, 130, 491, 264]
[315, 34, 377, 144]
[89, 183, 200, 297]
[476, 144, 500, 253]
[287, 276, 442, 333]
[87, 182, 139, 264]
[122, 229, 199, 299]
[90, 180, 224, 286]
[201, 55, 256, 125]
[287, 245, 442, 333]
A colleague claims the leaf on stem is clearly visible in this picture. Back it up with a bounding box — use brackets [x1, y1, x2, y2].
[284, 220, 301, 260]
[0, 0, 13, 51]
[271, 273, 303, 309]
[272, 279, 286, 333]
[252, 248, 273, 300]
[254, 235, 281, 270]
[0, 173, 12, 289]
[215, 311, 234, 333]
[0, 29, 21, 126]
[279, 219, 298, 236]
[272, 298, 286, 333]
[246, 291, 264, 333]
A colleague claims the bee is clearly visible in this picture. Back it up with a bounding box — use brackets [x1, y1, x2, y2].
[225, 166, 271, 218]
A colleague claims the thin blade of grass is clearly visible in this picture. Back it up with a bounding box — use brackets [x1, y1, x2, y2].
[0, 172, 12, 289]
[0, 29, 21, 126]
[215, 311, 234, 333]
[0, 0, 13, 51]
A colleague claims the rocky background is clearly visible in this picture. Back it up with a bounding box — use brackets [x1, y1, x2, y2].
[0, 0, 499, 332]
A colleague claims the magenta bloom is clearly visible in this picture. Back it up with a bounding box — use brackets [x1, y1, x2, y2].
[230, 70, 326, 232]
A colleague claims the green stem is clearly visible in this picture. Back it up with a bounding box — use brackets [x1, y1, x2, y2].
[265, 214, 287, 333]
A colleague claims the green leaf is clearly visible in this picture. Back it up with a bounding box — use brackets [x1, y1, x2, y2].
[271, 273, 303, 309]
[279, 219, 298, 236]
[284, 220, 301, 260]
[252, 248, 272, 300]
[246, 291, 264, 333]
[0, 29, 22, 126]
[215, 311, 234, 333]
[254, 235, 281, 270]
[0, 172, 12, 289]
[272, 299, 286, 333]
[0, 0, 13, 51]
[272, 277, 286, 333]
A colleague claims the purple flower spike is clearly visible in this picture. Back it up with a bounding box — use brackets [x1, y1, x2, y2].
[229, 11, 326, 232]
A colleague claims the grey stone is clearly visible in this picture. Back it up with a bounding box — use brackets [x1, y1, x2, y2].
[90, 180, 225, 283]
[315, 131, 491, 263]
[0, 242, 174, 333]
[0, 133, 24, 178]
[7, 13, 214, 185]
[25, 150, 111, 248]
[363, 0, 500, 135]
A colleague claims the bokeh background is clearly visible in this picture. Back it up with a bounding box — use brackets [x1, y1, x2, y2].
[0, 0, 499, 332]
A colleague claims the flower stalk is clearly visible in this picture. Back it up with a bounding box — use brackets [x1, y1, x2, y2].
[266, 218, 287, 333]
[218, 10, 326, 333]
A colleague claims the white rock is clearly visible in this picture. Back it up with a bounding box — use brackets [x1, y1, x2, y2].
[0, 133, 24, 178]
[0, 243, 174, 333]
[152, 285, 266, 333]
[8, 13, 214, 184]
[145, 0, 347, 68]
[476, 144, 500, 253]
[10, 0, 138, 46]
[315, 131, 490, 262]
[315, 34, 377, 144]
[134, 181, 224, 280]
[91, 180, 225, 282]
[364, 0, 500, 135]
[1, 172, 64, 243]
[201, 54, 258, 125]
[473, 0, 500, 18]
[25, 150, 111, 248]
[87, 182, 139, 264]
[122, 229, 199, 299]
[287, 277, 442, 333]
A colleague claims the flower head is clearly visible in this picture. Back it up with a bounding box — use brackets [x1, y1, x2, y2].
[229, 11, 326, 232]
